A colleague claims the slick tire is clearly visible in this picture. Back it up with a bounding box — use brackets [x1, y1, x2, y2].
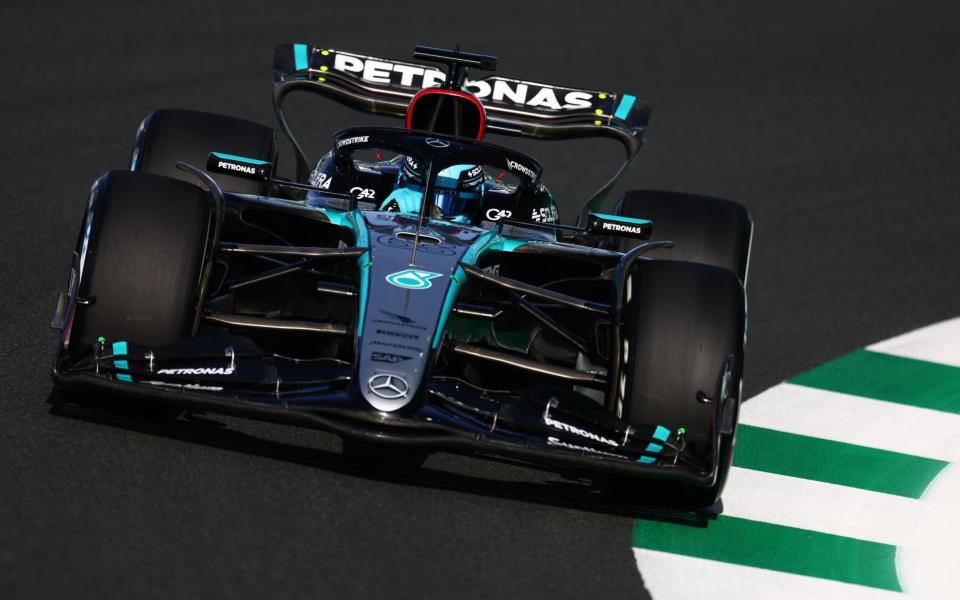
[131, 108, 277, 194]
[615, 260, 745, 509]
[614, 190, 752, 283]
[72, 170, 210, 351]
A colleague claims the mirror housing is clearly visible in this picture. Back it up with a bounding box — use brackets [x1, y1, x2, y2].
[206, 152, 273, 182]
[585, 212, 651, 240]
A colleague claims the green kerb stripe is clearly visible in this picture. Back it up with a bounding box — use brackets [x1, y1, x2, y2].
[789, 349, 960, 414]
[632, 515, 900, 591]
[734, 424, 947, 498]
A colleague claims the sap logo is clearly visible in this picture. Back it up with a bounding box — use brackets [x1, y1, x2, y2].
[385, 269, 442, 290]
[371, 351, 412, 364]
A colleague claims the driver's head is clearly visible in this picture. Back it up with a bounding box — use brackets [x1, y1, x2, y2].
[381, 156, 484, 222]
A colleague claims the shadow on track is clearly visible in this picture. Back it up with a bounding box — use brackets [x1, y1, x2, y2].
[46, 387, 717, 528]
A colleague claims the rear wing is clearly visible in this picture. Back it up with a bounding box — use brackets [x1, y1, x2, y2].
[272, 43, 652, 219]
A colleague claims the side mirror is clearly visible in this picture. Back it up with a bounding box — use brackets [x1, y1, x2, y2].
[206, 152, 273, 182]
[585, 212, 651, 240]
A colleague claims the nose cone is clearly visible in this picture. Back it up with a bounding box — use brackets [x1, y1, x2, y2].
[362, 372, 413, 412]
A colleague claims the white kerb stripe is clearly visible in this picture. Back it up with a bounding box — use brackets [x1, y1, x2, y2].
[866, 316, 960, 368]
[722, 467, 920, 547]
[896, 464, 960, 599]
[740, 383, 960, 463]
[634, 549, 903, 600]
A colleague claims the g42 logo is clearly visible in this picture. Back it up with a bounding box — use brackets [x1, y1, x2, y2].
[350, 186, 376, 199]
[485, 208, 512, 221]
[385, 269, 442, 290]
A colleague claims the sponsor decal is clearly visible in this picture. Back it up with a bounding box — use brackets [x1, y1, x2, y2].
[546, 436, 630, 460]
[218, 161, 257, 175]
[375, 329, 419, 340]
[370, 341, 421, 352]
[602, 221, 646, 235]
[485, 208, 512, 221]
[544, 414, 619, 447]
[506, 159, 536, 181]
[426, 138, 451, 148]
[350, 186, 376, 199]
[385, 268, 442, 290]
[371, 351, 412, 364]
[331, 53, 596, 111]
[308, 170, 333, 189]
[367, 373, 409, 400]
[336, 135, 369, 148]
[157, 367, 235, 376]
[146, 380, 224, 392]
[531, 206, 559, 222]
[376, 310, 427, 330]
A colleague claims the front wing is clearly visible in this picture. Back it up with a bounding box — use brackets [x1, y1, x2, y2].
[52, 336, 720, 486]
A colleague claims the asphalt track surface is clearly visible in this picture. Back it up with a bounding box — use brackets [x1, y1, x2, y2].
[2, 2, 959, 598]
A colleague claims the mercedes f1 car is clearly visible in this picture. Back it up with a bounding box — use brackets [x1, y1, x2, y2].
[51, 44, 752, 508]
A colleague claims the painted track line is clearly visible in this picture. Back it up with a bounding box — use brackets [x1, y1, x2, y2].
[733, 424, 946, 498]
[722, 467, 919, 547]
[789, 350, 960, 414]
[634, 549, 903, 600]
[739, 383, 960, 463]
[867, 317, 960, 368]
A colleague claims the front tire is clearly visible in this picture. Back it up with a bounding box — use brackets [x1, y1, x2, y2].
[616, 260, 745, 509]
[72, 170, 210, 351]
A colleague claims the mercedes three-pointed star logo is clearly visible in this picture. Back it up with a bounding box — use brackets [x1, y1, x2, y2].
[368, 373, 409, 399]
[425, 138, 450, 148]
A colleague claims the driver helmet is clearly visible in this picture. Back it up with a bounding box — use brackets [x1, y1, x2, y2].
[380, 156, 485, 222]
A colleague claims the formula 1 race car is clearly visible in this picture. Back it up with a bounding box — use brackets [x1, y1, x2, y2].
[51, 44, 752, 508]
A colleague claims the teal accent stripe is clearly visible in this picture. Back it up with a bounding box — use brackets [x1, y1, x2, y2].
[734, 424, 948, 498]
[211, 152, 269, 166]
[638, 425, 671, 464]
[433, 266, 465, 348]
[789, 349, 960, 414]
[614, 94, 636, 120]
[652, 425, 670, 441]
[112, 341, 131, 382]
[633, 515, 901, 591]
[353, 214, 371, 338]
[293, 44, 309, 71]
[593, 212, 651, 226]
[112, 341, 128, 370]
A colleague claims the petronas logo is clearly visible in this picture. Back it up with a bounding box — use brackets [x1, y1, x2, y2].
[385, 269, 442, 290]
